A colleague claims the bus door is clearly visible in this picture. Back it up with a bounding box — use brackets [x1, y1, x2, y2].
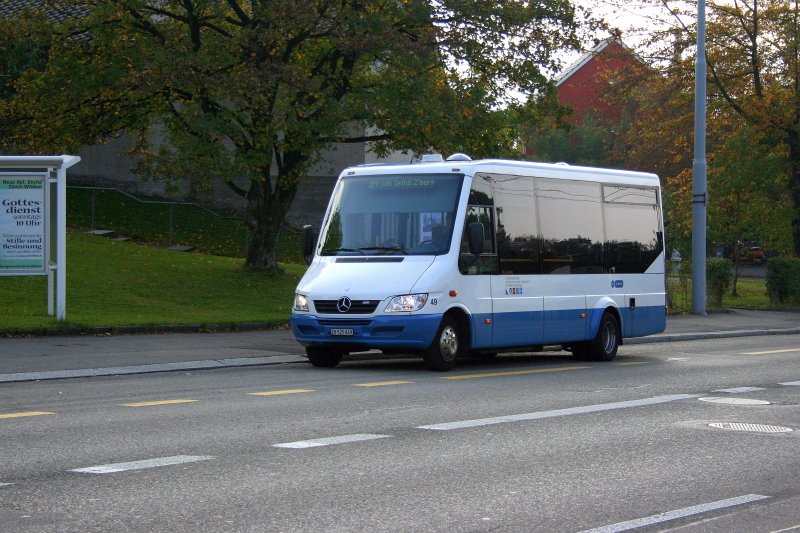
[459, 204, 496, 350]
[489, 173, 544, 347]
[491, 275, 544, 347]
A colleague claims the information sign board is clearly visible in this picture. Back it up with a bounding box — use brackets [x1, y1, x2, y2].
[1, 155, 80, 321]
[0, 174, 47, 274]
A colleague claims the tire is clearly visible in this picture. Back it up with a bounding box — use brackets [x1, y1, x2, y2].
[572, 312, 620, 362]
[306, 346, 344, 368]
[423, 316, 464, 371]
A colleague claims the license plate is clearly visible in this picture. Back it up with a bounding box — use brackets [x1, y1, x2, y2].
[330, 328, 354, 336]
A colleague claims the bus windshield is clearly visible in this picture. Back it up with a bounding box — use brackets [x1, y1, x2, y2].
[319, 173, 464, 256]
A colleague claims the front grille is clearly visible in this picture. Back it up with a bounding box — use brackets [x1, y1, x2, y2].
[318, 319, 373, 326]
[314, 300, 380, 314]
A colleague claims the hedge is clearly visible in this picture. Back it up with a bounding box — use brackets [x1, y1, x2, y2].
[766, 257, 800, 305]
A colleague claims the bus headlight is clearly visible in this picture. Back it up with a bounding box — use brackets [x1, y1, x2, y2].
[294, 293, 309, 312]
[385, 293, 428, 312]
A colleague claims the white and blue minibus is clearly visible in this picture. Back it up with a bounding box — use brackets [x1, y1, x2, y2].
[291, 155, 666, 370]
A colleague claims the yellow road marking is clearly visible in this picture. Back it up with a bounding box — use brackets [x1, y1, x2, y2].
[614, 361, 650, 366]
[442, 366, 590, 380]
[248, 389, 315, 396]
[121, 399, 198, 407]
[742, 348, 800, 355]
[353, 381, 413, 387]
[0, 411, 54, 420]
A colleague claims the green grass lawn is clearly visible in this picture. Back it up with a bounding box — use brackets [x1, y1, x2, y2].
[0, 232, 306, 333]
[67, 186, 304, 262]
[667, 276, 772, 314]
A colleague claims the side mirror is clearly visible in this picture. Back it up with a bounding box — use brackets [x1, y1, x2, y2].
[302, 225, 315, 265]
[468, 222, 484, 256]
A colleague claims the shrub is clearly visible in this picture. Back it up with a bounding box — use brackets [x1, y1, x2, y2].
[666, 254, 691, 313]
[766, 257, 800, 305]
[706, 257, 732, 307]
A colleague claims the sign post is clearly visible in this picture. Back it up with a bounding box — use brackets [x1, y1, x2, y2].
[0, 155, 80, 321]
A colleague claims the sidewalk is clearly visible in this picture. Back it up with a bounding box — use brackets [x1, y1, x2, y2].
[1, 308, 798, 383]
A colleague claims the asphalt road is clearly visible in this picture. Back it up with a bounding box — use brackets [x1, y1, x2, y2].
[1, 335, 799, 532]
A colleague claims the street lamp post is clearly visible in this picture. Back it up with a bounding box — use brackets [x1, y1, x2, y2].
[692, 0, 708, 314]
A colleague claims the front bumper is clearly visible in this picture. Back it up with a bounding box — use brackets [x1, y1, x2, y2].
[291, 312, 442, 351]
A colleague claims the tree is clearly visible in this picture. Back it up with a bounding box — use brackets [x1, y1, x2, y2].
[707, 125, 791, 293]
[0, 10, 50, 100]
[0, 0, 594, 273]
[592, 0, 799, 266]
[702, 0, 800, 257]
[631, 0, 800, 257]
[526, 111, 623, 167]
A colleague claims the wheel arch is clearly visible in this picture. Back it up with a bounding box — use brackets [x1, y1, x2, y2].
[440, 305, 473, 352]
[589, 300, 623, 344]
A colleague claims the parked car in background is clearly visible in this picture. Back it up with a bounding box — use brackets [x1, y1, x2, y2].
[727, 242, 768, 265]
[746, 246, 766, 265]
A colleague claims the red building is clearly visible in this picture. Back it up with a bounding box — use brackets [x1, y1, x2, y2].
[555, 39, 639, 125]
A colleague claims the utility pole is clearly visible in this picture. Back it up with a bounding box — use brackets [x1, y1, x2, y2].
[692, 0, 708, 314]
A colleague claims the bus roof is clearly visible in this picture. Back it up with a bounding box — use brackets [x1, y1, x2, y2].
[341, 158, 660, 186]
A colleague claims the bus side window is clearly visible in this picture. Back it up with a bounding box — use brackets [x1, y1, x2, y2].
[460, 205, 497, 274]
[536, 178, 604, 275]
[494, 174, 539, 274]
[603, 186, 662, 273]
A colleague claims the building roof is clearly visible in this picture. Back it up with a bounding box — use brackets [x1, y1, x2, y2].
[0, 0, 90, 22]
[555, 39, 636, 87]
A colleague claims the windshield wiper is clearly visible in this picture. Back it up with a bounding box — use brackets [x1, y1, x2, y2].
[321, 247, 365, 255]
[358, 245, 407, 254]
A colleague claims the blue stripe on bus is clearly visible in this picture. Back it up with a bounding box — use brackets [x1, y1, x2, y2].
[476, 305, 665, 349]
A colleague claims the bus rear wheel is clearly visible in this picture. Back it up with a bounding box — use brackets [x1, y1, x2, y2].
[572, 312, 619, 362]
[306, 346, 344, 368]
[423, 316, 464, 371]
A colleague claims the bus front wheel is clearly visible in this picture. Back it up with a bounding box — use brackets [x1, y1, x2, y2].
[306, 346, 344, 368]
[572, 312, 619, 362]
[423, 316, 464, 371]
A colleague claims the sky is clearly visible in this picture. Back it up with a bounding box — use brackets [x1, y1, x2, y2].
[565, 0, 695, 67]
[578, 0, 677, 39]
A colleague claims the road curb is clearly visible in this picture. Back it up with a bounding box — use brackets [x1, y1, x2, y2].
[626, 327, 800, 344]
[0, 354, 307, 383]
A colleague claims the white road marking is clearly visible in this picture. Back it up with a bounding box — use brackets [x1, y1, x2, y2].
[577, 494, 770, 533]
[0, 483, 12, 488]
[713, 387, 766, 393]
[71, 455, 213, 474]
[417, 394, 699, 431]
[780, 381, 800, 386]
[273, 434, 390, 449]
[699, 397, 770, 405]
